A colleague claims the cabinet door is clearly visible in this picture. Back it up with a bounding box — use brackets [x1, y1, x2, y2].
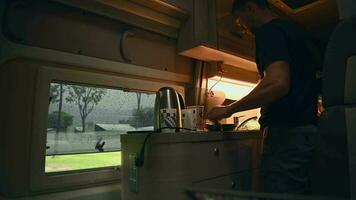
[159, 0, 193, 12]
[122, 142, 193, 200]
[193, 171, 252, 191]
[216, 0, 256, 61]
[128, 0, 191, 19]
[178, 0, 257, 72]
[191, 140, 252, 180]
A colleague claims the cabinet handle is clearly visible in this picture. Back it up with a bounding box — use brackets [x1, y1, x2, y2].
[120, 30, 134, 63]
[213, 147, 219, 156]
[231, 181, 236, 189]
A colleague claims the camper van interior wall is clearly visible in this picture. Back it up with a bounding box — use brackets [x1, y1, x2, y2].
[0, 0, 350, 199]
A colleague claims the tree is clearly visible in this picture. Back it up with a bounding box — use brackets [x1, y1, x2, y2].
[86, 121, 95, 132]
[49, 84, 60, 104]
[136, 93, 142, 112]
[49, 83, 67, 131]
[66, 86, 106, 132]
[49, 83, 66, 157]
[135, 93, 143, 127]
[124, 107, 154, 128]
[48, 111, 74, 132]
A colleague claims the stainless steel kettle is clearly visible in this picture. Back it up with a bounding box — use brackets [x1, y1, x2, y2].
[153, 87, 185, 132]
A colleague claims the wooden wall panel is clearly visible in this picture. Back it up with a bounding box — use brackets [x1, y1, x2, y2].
[3, 0, 193, 77]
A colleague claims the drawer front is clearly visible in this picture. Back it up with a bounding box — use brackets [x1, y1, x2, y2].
[193, 171, 252, 191]
[191, 140, 252, 180]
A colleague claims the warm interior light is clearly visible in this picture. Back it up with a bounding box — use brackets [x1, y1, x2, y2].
[207, 77, 260, 125]
[208, 76, 256, 100]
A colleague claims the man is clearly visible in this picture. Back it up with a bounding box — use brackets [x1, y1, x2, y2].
[207, 0, 319, 194]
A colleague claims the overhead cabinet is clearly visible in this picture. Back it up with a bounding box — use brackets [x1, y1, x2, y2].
[178, 0, 257, 72]
[52, 0, 191, 38]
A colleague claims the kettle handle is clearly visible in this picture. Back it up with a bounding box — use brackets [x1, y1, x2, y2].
[177, 92, 186, 109]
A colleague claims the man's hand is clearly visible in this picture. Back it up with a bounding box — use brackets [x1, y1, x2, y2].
[207, 105, 232, 122]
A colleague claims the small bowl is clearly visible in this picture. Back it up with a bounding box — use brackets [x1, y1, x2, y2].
[221, 124, 236, 131]
[207, 124, 236, 132]
[207, 124, 221, 131]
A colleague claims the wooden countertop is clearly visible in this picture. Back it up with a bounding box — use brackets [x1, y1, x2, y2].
[121, 130, 261, 144]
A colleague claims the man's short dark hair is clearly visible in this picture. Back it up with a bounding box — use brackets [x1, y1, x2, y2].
[232, 0, 269, 13]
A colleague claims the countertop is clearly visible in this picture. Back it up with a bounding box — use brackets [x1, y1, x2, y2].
[121, 130, 261, 144]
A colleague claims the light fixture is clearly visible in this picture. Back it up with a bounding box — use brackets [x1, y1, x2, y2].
[210, 76, 257, 88]
[208, 77, 256, 100]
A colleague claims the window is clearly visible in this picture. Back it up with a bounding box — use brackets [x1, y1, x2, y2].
[46, 82, 155, 173]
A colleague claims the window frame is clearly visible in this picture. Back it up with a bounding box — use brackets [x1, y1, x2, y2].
[30, 65, 184, 192]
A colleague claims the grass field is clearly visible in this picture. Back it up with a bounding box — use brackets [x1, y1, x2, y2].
[45, 152, 122, 173]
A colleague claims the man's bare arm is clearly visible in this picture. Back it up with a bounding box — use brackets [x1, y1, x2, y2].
[226, 60, 290, 115]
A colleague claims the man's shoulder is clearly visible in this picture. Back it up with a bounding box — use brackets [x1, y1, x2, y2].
[257, 19, 306, 41]
[270, 19, 307, 35]
[255, 20, 289, 41]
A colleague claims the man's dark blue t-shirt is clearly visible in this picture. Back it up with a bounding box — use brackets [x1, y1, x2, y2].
[255, 19, 318, 128]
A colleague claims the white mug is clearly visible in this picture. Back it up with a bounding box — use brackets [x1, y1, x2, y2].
[186, 106, 204, 131]
[182, 109, 196, 132]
